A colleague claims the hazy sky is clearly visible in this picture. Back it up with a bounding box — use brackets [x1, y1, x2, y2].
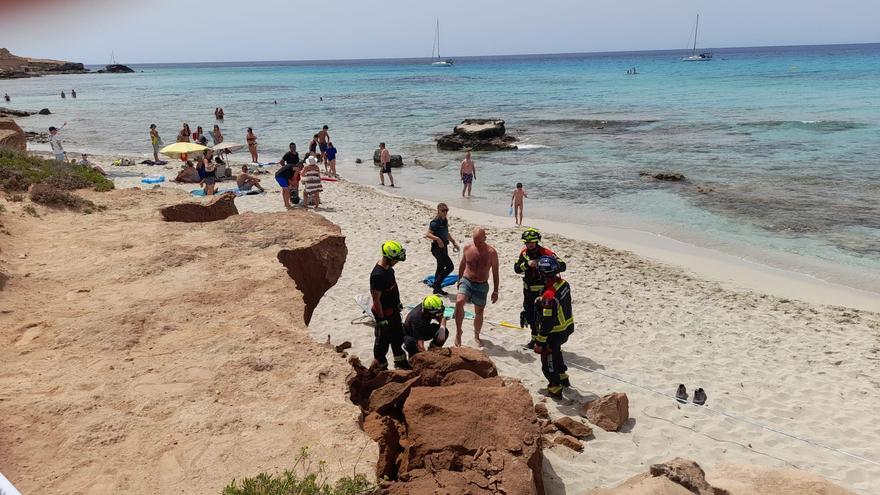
[1, 0, 877, 64]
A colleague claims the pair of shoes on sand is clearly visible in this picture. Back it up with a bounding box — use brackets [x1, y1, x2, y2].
[676, 384, 707, 405]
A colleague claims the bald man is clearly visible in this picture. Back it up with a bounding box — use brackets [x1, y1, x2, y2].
[454, 228, 499, 346]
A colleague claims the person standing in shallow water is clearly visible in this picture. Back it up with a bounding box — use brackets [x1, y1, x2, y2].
[425, 203, 460, 296]
[149, 124, 162, 162]
[378, 142, 395, 187]
[460, 151, 476, 198]
[246, 127, 258, 163]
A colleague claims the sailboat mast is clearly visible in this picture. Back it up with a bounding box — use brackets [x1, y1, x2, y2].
[436, 19, 441, 59]
[693, 15, 699, 54]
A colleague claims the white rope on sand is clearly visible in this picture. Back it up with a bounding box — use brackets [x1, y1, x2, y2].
[482, 323, 880, 469]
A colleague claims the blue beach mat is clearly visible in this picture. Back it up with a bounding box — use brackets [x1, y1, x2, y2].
[422, 274, 459, 288]
[140, 175, 165, 184]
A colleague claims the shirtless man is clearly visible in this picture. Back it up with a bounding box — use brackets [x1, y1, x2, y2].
[460, 151, 476, 198]
[454, 228, 499, 347]
[317, 125, 330, 162]
[379, 142, 395, 187]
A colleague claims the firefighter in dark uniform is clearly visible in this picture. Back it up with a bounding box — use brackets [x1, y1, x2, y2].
[513, 228, 566, 349]
[370, 240, 410, 370]
[534, 255, 574, 398]
[403, 294, 449, 359]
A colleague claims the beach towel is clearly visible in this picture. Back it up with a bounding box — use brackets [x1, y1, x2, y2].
[140, 175, 165, 184]
[190, 188, 261, 197]
[422, 274, 459, 288]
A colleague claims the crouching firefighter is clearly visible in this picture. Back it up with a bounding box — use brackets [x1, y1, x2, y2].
[533, 255, 574, 398]
[403, 295, 449, 359]
[514, 227, 566, 349]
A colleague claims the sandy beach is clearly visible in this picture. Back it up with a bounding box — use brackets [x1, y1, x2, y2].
[68, 156, 879, 494]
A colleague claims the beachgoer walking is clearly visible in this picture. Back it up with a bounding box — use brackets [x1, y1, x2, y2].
[149, 124, 162, 162]
[60, 90, 66, 99]
[302, 156, 323, 208]
[308, 134, 319, 160]
[454, 228, 499, 347]
[211, 124, 223, 145]
[48, 123, 67, 162]
[403, 295, 448, 359]
[201, 149, 217, 195]
[71, 89, 77, 99]
[378, 142, 395, 187]
[511, 182, 527, 226]
[177, 123, 191, 143]
[275, 143, 301, 209]
[325, 142, 338, 177]
[317, 125, 330, 163]
[534, 256, 574, 398]
[460, 151, 476, 198]
[246, 127, 258, 163]
[425, 203, 460, 296]
[514, 228, 567, 349]
[370, 241, 410, 370]
[237, 165, 265, 192]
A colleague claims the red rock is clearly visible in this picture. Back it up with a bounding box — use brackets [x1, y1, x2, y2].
[440, 369, 482, 386]
[0, 118, 25, 151]
[408, 346, 498, 386]
[334, 341, 352, 353]
[346, 357, 416, 413]
[553, 434, 583, 452]
[582, 392, 629, 432]
[399, 380, 543, 494]
[534, 403, 550, 419]
[553, 416, 593, 439]
[277, 233, 347, 325]
[159, 192, 238, 223]
[367, 376, 420, 416]
[363, 412, 403, 481]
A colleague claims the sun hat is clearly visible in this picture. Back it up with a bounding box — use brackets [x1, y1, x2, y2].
[306, 156, 318, 165]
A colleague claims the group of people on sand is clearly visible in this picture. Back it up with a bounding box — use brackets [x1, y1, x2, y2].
[369, 205, 573, 398]
[273, 128, 338, 210]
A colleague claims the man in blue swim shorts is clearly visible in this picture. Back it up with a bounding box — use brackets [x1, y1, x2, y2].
[454, 227, 499, 347]
[276, 143, 301, 209]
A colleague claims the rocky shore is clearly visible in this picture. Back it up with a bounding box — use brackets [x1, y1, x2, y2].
[0, 48, 88, 79]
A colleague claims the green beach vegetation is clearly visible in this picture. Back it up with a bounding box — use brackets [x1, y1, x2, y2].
[0, 148, 113, 192]
[221, 447, 374, 495]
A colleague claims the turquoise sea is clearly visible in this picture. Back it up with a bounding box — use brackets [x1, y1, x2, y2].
[4, 43, 880, 291]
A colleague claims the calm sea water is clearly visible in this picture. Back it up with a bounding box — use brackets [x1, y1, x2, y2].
[5, 44, 880, 291]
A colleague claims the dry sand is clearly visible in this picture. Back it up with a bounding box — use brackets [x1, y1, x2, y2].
[4, 156, 880, 494]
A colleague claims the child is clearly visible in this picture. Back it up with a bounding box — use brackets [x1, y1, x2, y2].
[325, 142, 338, 177]
[510, 182, 527, 226]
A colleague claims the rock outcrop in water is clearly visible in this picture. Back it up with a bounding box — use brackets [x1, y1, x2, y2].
[436, 119, 519, 151]
[99, 64, 135, 73]
[347, 347, 545, 494]
[639, 170, 686, 182]
[372, 149, 404, 167]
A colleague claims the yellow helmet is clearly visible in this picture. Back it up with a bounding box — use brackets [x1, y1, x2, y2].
[381, 240, 406, 261]
[422, 294, 444, 315]
[521, 228, 542, 243]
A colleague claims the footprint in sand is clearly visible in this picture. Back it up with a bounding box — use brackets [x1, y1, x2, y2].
[15, 321, 45, 346]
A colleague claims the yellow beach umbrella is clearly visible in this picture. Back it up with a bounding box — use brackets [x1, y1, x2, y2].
[160, 142, 208, 160]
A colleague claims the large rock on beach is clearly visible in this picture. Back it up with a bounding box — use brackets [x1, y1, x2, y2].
[0, 107, 33, 118]
[347, 347, 544, 494]
[159, 191, 239, 223]
[554, 416, 593, 439]
[581, 392, 629, 432]
[372, 149, 404, 167]
[0, 118, 26, 151]
[436, 118, 519, 151]
[587, 457, 856, 495]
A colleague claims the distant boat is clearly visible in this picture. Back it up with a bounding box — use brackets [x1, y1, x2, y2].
[431, 19, 454, 67]
[682, 14, 713, 61]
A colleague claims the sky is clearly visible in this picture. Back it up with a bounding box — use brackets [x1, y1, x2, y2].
[0, 0, 878, 64]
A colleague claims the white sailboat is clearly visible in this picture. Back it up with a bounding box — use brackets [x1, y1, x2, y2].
[431, 19, 454, 67]
[682, 14, 713, 61]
